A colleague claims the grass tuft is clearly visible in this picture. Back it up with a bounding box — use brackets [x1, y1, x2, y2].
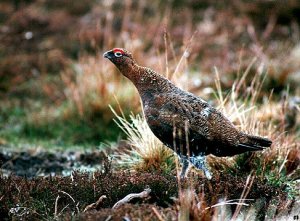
[110, 56, 299, 202]
[110, 106, 176, 174]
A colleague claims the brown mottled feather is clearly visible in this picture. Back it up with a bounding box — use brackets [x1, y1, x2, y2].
[104, 48, 272, 158]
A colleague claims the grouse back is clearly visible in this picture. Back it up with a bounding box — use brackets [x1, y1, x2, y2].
[103, 48, 272, 177]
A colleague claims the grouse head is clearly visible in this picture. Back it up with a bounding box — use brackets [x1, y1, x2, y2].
[103, 48, 135, 66]
[104, 48, 160, 89]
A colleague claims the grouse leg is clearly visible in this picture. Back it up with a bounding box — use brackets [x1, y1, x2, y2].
[179, 155, 190, 179]
[189, 155, 212, 180]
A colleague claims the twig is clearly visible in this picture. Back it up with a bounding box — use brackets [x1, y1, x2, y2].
[231, 174, 255, 220]
[262, 14, 277, 40]
[54, 190, 80, 219]
[59, 190, 75, 203]
[104, 215, 112, 221]
[170, 30, 198, 80]
[235, 57, 257, 94]
[204, 199, 254, 210]
[279, 150, 290, 174]
[57, 204, 70, 217]
[123, 216, 131, 221]
[152, 207, 165, 221]
[83, 195, 107, 212]
[164, 29, 169, 79]
[113, 94, 126, 119]
[54, 195, 60, 218]
[112, 188, 151, 209]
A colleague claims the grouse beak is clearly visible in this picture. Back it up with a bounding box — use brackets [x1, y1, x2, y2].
[103, 51, 113, 59]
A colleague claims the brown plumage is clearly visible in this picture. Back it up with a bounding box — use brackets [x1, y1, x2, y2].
[103, 48, 272, 179]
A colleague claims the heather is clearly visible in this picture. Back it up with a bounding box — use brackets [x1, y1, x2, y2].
[0, 1, 299, 220]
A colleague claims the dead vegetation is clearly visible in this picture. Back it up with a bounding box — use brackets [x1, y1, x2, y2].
[0, 167, 294, 221]
[0, 0, 299, 220]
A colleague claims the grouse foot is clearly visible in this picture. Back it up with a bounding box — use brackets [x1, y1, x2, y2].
[179, 155, 190, 180]
[189, 155, 212, 180]
[179, 155, 212, 180]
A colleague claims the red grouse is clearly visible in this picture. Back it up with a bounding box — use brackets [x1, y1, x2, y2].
[103, 48, 272, 179]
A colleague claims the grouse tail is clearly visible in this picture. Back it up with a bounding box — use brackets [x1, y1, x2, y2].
[238, 134, 272, 151]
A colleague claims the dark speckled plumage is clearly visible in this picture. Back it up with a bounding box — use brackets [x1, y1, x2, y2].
[104, 48, 272, 178]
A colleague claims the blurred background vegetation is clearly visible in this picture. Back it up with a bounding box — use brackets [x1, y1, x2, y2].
[0, 1, 299, 220]
[0, 0, 299, 149]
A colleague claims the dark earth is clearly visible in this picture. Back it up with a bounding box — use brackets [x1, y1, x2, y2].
[0, 146, 297, 221]
[0, 147, 106, 178]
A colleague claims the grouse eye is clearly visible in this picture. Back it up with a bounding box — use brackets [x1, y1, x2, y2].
[114, 52, 122, 57]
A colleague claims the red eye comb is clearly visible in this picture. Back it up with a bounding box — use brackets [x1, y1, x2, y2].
[113, 48, 125, 54]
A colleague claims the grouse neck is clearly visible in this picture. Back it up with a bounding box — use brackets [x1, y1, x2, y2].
[118, 63, 172, 93]
[134, 65, 174, 94]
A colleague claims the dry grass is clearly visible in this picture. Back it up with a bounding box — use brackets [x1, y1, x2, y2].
[109, 52, 299, 178]
[110, 106, 175, 174]
[55, 0, 300, 122]
[175, 175, 257, 221]
[61, 55, 139, 117]
[1, 1, 300, 220]
[2, 0, 295, 147]
[108, 51, 299, 219]
[58, 3, 300, 215]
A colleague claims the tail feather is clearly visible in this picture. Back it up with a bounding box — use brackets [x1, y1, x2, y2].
[238, 134, 272, 151]
[247, 135, 272, 147]
[238, 143, 264, 151]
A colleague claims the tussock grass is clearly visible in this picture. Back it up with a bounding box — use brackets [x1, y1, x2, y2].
[110, 106, 175, 174]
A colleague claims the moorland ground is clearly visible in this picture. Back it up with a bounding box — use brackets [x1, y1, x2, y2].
[0, 1, 299, 220]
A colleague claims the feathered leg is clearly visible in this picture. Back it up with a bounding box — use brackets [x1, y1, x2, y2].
[189, 155, 212, 179]
[179, 155, 190, 179]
